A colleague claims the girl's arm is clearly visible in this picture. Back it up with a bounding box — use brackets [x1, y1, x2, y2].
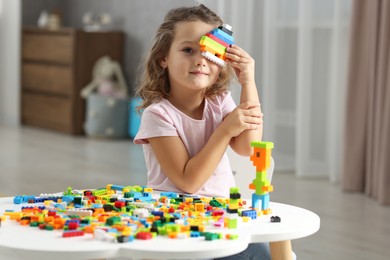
[225, 45, 263, 156]
[148, 97, 261, 194]
[148, 128, 230, 194]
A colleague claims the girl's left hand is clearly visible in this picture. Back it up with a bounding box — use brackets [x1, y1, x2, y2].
[225, 45, 255, 87]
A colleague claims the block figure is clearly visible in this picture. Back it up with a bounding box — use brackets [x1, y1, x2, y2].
[199, 24, 234, 67]
[250, 141, 274, 214]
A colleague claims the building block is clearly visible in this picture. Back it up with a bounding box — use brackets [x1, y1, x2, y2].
[205, 232, 219, 241]
[117, 235, 134, 243]
[205, 33, 229, 47]
[226, 233, 239, 240]
[225, 218, 237, 229]
[209, 28, 234, 45]
[199, 24, 234, 67]
[62, 230, 85, 237]
[218, 24, 233, 36]
[13, 196, 23, 204]
[199, 36, 226, 56]
[136, 231, 153, 240]
[108, 184, 124, 191]
[200, 51, 225, 67]
[241, 209, 257, 220]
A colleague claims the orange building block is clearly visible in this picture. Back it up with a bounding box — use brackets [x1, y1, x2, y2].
[250, 142, 274, 172]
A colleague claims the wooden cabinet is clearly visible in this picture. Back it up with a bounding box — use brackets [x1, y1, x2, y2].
[21, 27, 124, 135]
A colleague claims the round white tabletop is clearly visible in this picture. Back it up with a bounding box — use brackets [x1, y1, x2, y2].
[0, 197, 319, 260]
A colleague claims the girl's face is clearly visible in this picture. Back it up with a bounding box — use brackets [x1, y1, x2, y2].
[161, 20, 221, 95]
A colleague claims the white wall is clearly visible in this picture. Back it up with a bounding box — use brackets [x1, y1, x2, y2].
[0, 0, 21, 126]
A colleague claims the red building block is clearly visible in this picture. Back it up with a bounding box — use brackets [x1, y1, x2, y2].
[62, 230, 85, 237]
[136, 231, 153, 240]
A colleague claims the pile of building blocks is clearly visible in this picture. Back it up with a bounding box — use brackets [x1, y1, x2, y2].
[1, 142, 279, 243]
[199, 24, 234, 67]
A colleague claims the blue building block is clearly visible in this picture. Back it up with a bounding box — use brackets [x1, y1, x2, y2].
[65, 219, 80, 226]
[13, 196, 23, 204]
[61, 195, 74, 203]
[151, 210, 164, 217]
[110, 184, 124, 191]
[251, 193, 262, 210]
[21, 195, 35, 203]
[210, 28, 234, 45]
[242, 209, 257, 220]
[261, 194, 270, 210]
[190, 231, 201, 237]
[127, 191, 142, 200]
[34, 197, 45, 203]
[138, 192, 152, 202]
[252, 193, 270, 211]
[160, 191, 179, 198]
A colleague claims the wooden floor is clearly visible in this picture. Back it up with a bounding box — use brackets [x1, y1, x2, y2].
[1, 125, 389, 260]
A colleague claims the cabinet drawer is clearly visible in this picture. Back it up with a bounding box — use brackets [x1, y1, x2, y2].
[22, 63, 73, 96]
[22, 92, 73, 133]
[22, 34, 74, 64]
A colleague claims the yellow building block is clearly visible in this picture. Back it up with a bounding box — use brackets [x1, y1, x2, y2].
[199, 36, 226, 55]
[195, 203, 205, 212]
[143, 187, 153, 193]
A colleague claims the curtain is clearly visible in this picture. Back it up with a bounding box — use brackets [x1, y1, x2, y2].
[253, 0, 352, 180]
[202, 0, 352, 180]
[343, 0, 390, 205]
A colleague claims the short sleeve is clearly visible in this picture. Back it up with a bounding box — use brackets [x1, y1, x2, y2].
[220, 91, 236, 117]
[133, 106, 178, 144]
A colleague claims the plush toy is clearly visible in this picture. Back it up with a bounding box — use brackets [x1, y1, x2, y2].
[81, 56, 129, 138]
[81, 56, 128, 99]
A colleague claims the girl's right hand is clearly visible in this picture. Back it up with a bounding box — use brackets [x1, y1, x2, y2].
[220, 101, 263, 138]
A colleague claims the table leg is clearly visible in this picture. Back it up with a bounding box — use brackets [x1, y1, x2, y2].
[270, 240, 292, 260]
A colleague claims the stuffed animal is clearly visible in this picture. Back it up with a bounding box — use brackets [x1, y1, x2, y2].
[81, 56, 129, 138]
[81, 56, 128, 99]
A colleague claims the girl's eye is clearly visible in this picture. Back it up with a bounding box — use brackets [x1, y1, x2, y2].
[182, 47, 195, 54]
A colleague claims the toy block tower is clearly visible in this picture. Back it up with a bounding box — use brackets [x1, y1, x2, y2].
[224, 187, 240, 229]
[249, 141, 274, 215]
[199, 24, 234, 67]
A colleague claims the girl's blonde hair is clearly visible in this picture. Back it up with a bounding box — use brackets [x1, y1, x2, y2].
[136, 4, 234, 111]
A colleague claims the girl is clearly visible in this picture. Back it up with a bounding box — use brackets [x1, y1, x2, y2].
[134, 4, 262, 198]
[134, 4, 270, 260]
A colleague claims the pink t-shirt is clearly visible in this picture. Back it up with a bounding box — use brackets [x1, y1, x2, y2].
[134, 92, 237, 198]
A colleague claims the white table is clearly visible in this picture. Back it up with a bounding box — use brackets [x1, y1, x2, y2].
[0, 197, 320, 260]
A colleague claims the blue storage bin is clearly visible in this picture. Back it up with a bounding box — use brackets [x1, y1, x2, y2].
[128, 97, 142, 139]
[84, 94, 129, 138]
